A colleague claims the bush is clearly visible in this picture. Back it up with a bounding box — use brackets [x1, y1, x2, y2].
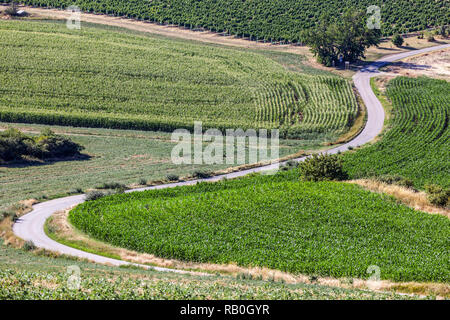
[376, 174, 414, 189]
[138, 178, 147, 185]
[391, 34, 404, 47]
[425, 184, 449, 207]
[439, 26, 448, 38]
[22, 240, 36, 251]
[85, 187, 126, 201]
[166, 174, 179, 181]
[298, 153, 348, 182]
[35, 129, 84, 158]
[4, 3, 19, 17]
[192, 170, 213, 179]
[96, 182, 126, 190]
[0, 128, 84, 162]
[68, 188, 83, 194]
[286, 160, 298, 167]
[85, 191, 108, 201]
[427, 34, 435, 42]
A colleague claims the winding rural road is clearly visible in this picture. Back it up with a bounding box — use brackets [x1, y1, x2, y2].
[12, 39, 450, 273]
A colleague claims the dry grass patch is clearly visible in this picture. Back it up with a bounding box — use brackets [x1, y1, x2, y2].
[349, 179, 449, 217]
[0, 199, 37, 247]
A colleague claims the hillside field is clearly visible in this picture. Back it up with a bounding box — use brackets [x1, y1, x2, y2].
[69, 170, 450, 283]
[0, 239, 421, 299]
[0, 20, 358, 139]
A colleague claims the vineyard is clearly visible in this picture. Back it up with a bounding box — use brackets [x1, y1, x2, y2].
[0, 20, 357, 139]
[69, 170, 450, 283]
[343, 77, 450, 189]
[9, 0, 449, 39]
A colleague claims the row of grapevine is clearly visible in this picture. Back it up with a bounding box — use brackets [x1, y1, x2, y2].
[255, 75, 358, 139]
[9, 0, 449, 40]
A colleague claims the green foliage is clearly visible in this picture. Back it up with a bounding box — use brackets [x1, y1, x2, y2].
[166, 174, 180, 181]
[0, 238, 415, 300]
[69, 171, 450, 282]
[96, 182, 127, 190]
[4, 2, 19, 16]
[0, 210, 17, 223]
[343, 77, 450, 189]
[85, 191, 109, 201]
[22, 241, 36, 252]
[375, 175, 414, 189]
[0, 20, 358, 139]
[0, 123, 313, 211]
[301, 10, 381, 66]
[392, 34, 404, 47]
[439, 25, 448, 38]
[298, 153, 347, 182]
[0, 127, 83, 162]
[7, 0, 447, 38]
[425, 185, 449, 207]
[192, 170, 213, 179]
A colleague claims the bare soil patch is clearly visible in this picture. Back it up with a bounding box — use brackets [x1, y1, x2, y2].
[383, 48, 450, 80]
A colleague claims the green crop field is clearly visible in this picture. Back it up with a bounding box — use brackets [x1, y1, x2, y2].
[10, 0, 449, 38]
[0, 20, 358, 139]
[0, 240, 418, 299]
[343, 77, 450, 189]
[69, 170, 450, 283]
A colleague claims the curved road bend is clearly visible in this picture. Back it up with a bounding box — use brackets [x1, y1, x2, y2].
[13, 44, 450, 272]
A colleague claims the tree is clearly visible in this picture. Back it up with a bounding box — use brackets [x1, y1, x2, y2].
[301, 10, 381, 66]
[392, 34, 404, 47]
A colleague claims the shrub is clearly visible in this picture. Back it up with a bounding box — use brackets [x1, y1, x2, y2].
[0, 128, 83, 162]
[298, 153, 348, 182]
[4, 3, 19, 17]
[85, 191, 108, 201]
[138, 178, 147, 185]
[439, 26, 448, 38]
[192, 170, 213, 179]
[166, 174, 179, 181]
[35, 129, 84, 158]
[286, 160, 298, 167]
[22, 240, 36, 251]
[391, 34, 404, 47]
[96, 182, 126, 190]
[427, 34, 435, 42]
[425, 184, 449, 207]
[0, 210, 18, 222]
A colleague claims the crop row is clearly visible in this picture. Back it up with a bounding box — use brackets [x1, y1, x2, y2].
[11, 0, 449, 39]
